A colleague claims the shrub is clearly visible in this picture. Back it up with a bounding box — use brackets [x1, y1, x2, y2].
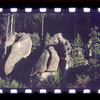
[45, 32, 51, 46]
[42, 68, 62, 89]
[67, 74, 91, 89]
[31, 32, 41, 52]
[89, 58, 100, 67]
[0, 77, 26, 88]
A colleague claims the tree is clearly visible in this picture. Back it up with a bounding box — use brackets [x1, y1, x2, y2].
[10, 14, 14, 34]
[4, 13, 10, 55]
[87, 26, 100, 58]
[72, 33, 86, 67]
[87, 26, 100, 67]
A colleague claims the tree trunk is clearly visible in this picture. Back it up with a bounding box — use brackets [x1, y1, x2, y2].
[4, 13, 10, 55]
[13, 14, 15, 33]
[11, 14, 13, 34]
[41, 15, 44, 41]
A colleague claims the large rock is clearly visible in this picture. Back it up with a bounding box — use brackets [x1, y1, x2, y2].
[35, 50, 50, 73]
[5, 32, 18, 47]
[37, 72, 56, 81]
[49, 33, 72, 69]
[49, 33, 66, 45]
[47, 46, 60, 71]
[4, 34, 32, 75]
[31, 33, 73, 87]
[30, 50, 50, 76]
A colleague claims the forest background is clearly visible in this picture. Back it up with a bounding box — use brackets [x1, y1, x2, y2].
[0, 10, 100, 89]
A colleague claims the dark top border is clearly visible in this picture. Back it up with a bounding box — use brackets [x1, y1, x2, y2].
[0, 1, 99, 8]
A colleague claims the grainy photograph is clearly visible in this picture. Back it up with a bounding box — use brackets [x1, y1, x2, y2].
[0, 9, 100, 91]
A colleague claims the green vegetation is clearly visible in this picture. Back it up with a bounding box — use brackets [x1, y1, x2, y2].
[67, 74, 91, 89]
[31, 32, 41, 53]
[72, 33, 86, 67]
[88, 26, 100, 58]
[45, 32, 51, 46]
[0, 12, 100, 89]
[87, 26, 100, 67]
[0, 77, 26, 88]
[42, 68, 62, 88]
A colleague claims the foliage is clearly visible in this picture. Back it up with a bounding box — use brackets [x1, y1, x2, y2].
[0, 77, 26, 88]
[31, 32, 41, 53]
[72, 33, 86, 67]
[67, 74, 91, 89]
[43, 68, 62, 88]
[89, 58, 100, 67]
[45, 32, 51, 46]
[87, 26, 100, 68]
[72, 33, 83, 47]
[87, 26, 100, 58]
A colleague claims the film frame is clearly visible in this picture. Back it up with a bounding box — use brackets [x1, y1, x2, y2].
[0, 1, 100, 95]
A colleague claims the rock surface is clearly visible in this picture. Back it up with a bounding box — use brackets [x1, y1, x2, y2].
[4, 33, 32, 75]
[31, 50, 50, 76]
[31, 33, 73, 87]
[47, 46, 60, 71]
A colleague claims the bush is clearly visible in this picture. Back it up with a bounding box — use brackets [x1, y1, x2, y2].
[31, 32, 41, 53]
[42, 68, 62, 89]
[0, 77, 26, 88]
[89, 58, 100, 67]
[45, 32, 51, 46]
[67, 74, 91, 89]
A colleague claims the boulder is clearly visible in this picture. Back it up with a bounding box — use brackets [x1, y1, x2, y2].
[47, 46, 60, 71]
[5, 32, 18, 47]
[30, 50, 50, 76]
[49, 33, 66, 45]
[35, 49, 50, 72]
[4, 34, 32, 75]
[31, 33, 73, 87]
[37, 72, 56, 81]
[65, 55, 73, 70]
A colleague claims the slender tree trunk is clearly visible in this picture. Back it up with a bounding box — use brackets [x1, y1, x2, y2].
[11, 14, 13, 34]
[41, 16, 44, 41]
[13, 14, 15, 33]
[41, 13, 47, 48]
[4, 13, 10, 56]
[41, 13, 47, 41]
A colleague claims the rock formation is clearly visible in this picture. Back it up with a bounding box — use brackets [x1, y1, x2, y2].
[4, 33, 32, 75]
[30, 33, 73, 87]
[47, 46, 60, 72]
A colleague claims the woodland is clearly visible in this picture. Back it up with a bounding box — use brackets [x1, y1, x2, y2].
[0, 10, 100, 90]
